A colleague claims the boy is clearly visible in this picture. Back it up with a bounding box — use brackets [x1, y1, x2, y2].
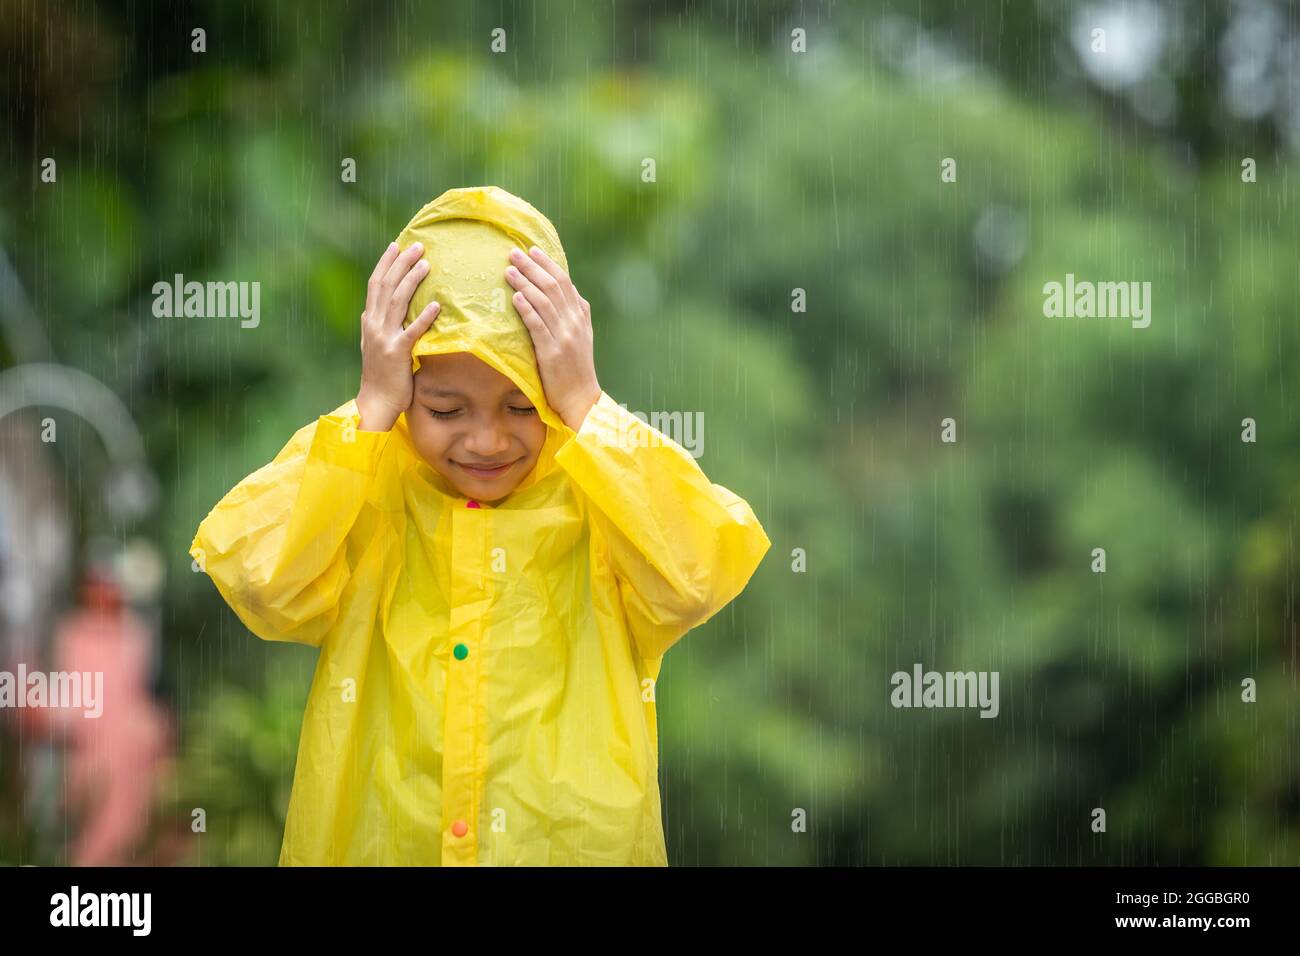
[190, 185, 770, 865]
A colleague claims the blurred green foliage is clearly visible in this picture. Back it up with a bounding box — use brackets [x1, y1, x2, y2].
[2, 0, 1298, 865]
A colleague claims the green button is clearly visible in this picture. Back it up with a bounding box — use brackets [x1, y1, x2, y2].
[453, 643, 469, 660]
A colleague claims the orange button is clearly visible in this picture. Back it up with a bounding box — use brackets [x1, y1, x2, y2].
[451, 819, 468, 837]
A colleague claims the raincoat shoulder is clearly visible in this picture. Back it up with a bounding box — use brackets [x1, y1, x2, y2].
[189, 399, 399, 648]
[554, 390, 772, 660]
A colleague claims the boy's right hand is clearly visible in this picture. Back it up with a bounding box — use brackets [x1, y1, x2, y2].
[355, 241, 440, 432]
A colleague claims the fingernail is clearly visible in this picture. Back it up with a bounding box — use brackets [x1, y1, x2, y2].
[412, 242, 423, 251]
[388, 242, 398, 251]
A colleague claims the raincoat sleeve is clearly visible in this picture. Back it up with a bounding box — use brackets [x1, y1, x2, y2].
[189, 404, 392, 648]
[553, 390, 771, 660]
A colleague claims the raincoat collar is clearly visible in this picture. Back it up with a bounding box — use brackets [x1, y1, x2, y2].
[388, 186, 574, 501]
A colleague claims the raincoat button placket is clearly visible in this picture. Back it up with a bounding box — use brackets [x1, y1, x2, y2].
[442, 497, 489, 864]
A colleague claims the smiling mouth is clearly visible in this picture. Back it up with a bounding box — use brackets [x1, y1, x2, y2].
[456, 459, 518, 479]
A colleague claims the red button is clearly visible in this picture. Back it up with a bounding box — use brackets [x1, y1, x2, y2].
[466, 499, 480, 509]
[451, 819, 468, 837]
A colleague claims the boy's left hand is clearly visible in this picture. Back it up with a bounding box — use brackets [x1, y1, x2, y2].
[506, 246, 602, 431]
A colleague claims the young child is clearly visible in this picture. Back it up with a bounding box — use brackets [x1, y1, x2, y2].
[190, 185, 771, 865]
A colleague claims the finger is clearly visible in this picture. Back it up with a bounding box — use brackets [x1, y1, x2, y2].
[525, 245, 577, 303]
[366, 243, 401, 315]
[387, 258, 431, 326]
[369, 242, 401, 285]
[380, 242, 426, 300]
[401, 300, 440, 342]
[509, 247, 573, 314]
[513, 289, 555, 347]
[508, 272, 561, 333]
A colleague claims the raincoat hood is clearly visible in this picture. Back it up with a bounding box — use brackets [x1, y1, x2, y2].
[391, 185, 571, 499]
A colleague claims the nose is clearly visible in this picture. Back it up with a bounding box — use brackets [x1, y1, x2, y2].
[461, 421, 512, 458]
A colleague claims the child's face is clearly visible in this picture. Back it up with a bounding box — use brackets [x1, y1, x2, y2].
[406, 352, 548, 502]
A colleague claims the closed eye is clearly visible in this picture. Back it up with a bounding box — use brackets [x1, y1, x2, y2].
[428, 406, 534, 419]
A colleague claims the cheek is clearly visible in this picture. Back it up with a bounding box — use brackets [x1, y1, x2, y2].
[521, 419, 547, 456]
[409, 415, 451, 458]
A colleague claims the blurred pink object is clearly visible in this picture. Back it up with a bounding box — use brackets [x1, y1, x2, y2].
[44, 569, 174, 866]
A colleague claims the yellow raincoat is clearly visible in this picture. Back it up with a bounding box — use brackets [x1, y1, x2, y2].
[190, 186, 771, 865]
